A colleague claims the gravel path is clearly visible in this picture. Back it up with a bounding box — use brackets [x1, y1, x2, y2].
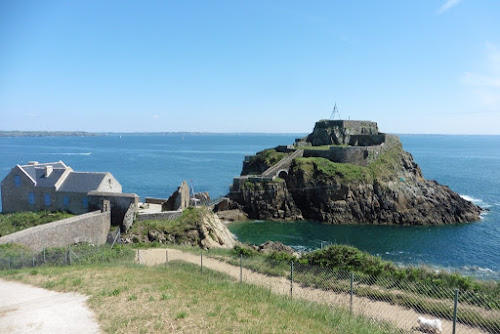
[137, 248, 487, 334]
[0, 278, 100, 334]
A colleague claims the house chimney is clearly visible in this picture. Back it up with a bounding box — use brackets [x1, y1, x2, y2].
[28, 161, 39, 165]
[45, 165, 53, 177]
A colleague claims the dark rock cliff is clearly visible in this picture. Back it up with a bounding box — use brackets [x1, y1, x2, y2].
[228, 138, 482, 225]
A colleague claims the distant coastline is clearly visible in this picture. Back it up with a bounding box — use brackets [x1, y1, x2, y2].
[1, 131, 498, 138]
[0, 131, 105, 138]
[0, 131, 308, 138]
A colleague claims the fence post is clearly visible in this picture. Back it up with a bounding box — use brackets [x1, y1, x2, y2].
[8, 258, 11, 270]
[43, 248, 46, 264]
[32, 256, 35, 267]
[68, 247, 72, 265]
[453, 289, 459, 334]
[350, 272, 354, 314]
[201, 252, 203, 273]
[165, 250, 168, 266]
[64, 250, 67, 266]
[290, 261, 294, 297]
[138, 249, 141, 264]
[240, 254, 242, 283]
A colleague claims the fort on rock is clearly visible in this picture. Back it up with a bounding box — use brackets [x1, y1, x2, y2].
[227, 120, 482, 225]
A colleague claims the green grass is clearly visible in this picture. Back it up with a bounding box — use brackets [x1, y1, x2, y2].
[205, 245, 500, 332]
[0, 243, 134, 269]
[0, 211, 74, 237]
[293, 157, 373, 182]
[0, 259, 399, 334]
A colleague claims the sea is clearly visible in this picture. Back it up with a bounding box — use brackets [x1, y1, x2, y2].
[0, 133, 499, 279]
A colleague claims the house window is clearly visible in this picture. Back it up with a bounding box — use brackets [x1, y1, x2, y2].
[64, 196, 69, 206]
[82, 197, 88, 209]
[14, 175, 21, 187]
[28, 192, 35, 205]
[44, 193, 51, 206]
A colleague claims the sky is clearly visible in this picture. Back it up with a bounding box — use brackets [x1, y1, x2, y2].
[1, 0, 499, 134]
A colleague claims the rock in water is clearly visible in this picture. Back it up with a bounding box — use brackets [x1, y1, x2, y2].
[228, 120, 482, 225]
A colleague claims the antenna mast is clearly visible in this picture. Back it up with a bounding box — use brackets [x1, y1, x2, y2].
[329, 103, 342, 120]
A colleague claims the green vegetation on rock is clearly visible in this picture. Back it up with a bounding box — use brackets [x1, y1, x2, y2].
[129, 207, 203, 244]
[242, 148, 287, 175]
[367, 144, 405, 181]
[301, 245, 499, 299]
[0, 211, 74, 237]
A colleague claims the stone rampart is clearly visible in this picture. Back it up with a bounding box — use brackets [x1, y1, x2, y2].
[0, 211, 110, 252]
[136, 210, 183, 221]
[303, 135, 400, 166]
[313, 120, 379, 134]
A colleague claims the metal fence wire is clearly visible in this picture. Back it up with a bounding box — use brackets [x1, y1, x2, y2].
[214, 253, 500, 334]
[1, 247, 499, 334]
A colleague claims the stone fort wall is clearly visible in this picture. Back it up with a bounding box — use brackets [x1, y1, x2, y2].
[302, 134, 400, 166]
[313, 120, 379, 135]
[0, 211, 110, 252]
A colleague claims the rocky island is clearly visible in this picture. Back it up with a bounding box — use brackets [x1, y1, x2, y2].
[227, 120, 482, 225]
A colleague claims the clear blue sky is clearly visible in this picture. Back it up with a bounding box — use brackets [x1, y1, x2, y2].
[1, 0, 499, 134]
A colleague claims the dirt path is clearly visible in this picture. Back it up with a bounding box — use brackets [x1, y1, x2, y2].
[0, 278, 100, 334]
[137, 248, 487, 334]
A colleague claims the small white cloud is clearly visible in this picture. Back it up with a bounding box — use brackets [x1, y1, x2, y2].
[461, 42, 500, 109]
[485, 42, 500, 72]
[461, 72, 500, 87]
[437, 0, 464, 14]
[152, 114, 160, 119]
[476, 90, 500, 108]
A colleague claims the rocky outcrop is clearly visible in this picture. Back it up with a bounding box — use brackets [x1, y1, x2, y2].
[286, 147, 481, 225]
[229, 181, 303, 221]
[124, 208, 236, 249]
[229, 133, 482, 225]
[255, 241, 299, 257]
[216, 209, 248, 222]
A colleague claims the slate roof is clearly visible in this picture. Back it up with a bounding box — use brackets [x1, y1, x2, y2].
[57, 172, 108, 193]
[34, 168, 67, 188]
[20, 162, 67, 182]
[13, 161, 114, 194]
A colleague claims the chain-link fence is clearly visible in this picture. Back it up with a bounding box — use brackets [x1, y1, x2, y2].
[197, 252, 500, 334]
[0, 243, 133, 269]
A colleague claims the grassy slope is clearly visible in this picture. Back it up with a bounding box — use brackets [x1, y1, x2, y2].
[0, 211, 74, 237]
[0, 260, 398, 334]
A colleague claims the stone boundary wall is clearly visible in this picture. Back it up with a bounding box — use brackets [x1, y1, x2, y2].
[0, 211, 110, 252]
[136, 210, 183, 221]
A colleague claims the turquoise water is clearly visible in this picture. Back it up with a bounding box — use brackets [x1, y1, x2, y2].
[0, 134, 499, 278]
